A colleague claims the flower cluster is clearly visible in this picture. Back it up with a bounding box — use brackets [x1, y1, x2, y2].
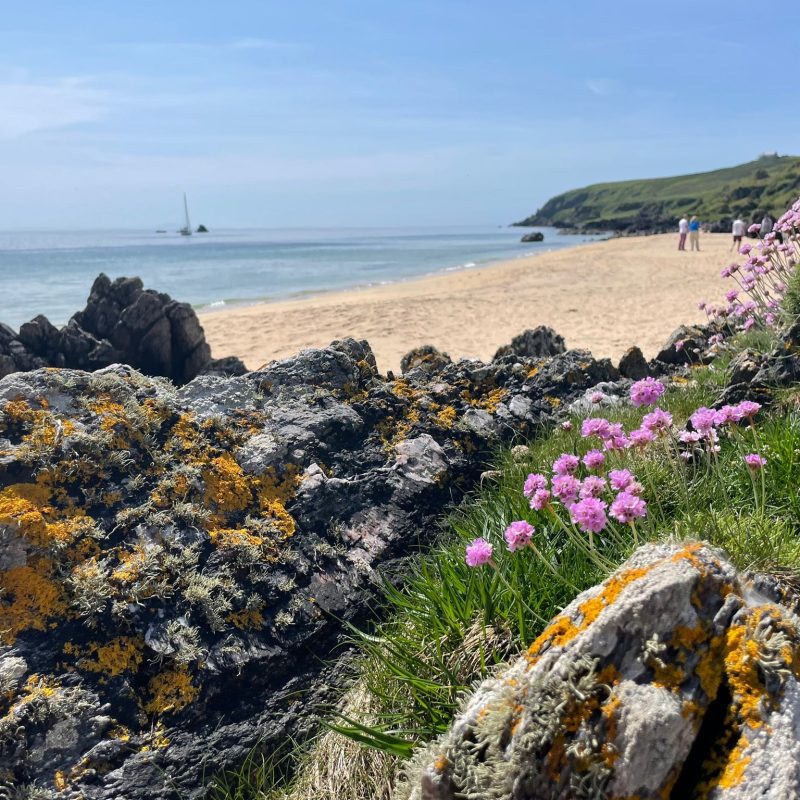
[699, 196, 800, 337]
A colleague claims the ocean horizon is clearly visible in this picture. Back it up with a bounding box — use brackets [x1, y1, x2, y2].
[0, 225, 604, 330]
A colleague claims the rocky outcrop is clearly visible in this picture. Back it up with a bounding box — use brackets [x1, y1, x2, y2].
[493, 326, 567, 361]
[617, 345, 649, 380]
[520, 231, 544, 242]
[400, 345, 452, 375]
[0, 338, 620, 799]
[0, 274, 245, 385]
[400, 542, 800, 799]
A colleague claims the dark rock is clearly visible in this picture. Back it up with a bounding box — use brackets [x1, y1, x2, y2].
[728, 348, 766, 386]
[655, 324, 705, 366]
[0, 274, 241, 385]
[520, 231, 544, 242]
[493, 326, 567, 361]
[202, 356, 248, 378]
[401, 543, 800, 800]
[618, 345, 650, 380]
[196, 225, 209, 233]
[400, 344, 452, 375]
[0, 339, 623, 799]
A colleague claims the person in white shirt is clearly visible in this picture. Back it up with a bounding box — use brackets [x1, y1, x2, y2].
[678, 217, 689, 251]
[731, 218, 745, 251]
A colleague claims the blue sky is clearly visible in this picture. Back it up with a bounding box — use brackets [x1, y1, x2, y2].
[0, 0, 796, 229]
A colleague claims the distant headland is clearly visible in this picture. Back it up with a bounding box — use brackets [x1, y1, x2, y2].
[514, 153, 800, 235]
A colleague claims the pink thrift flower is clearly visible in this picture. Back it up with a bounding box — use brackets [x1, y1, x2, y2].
[608, 469, 634, 491]
[642, 407, 673, 434]
[523, 473, 548, 498]
[627, 480, 645, 495]
[561, 420, 573, 432]
[580, 475, 607, 499]
[744, 453, 767, 471]
[569, 497, 608, 534]
[725, 289, 739, 303]
[690, 407, 721, 434]
[603, 434, 631, 452]
[675, 339, 685, 351]
[610, 491, 647, 523]
[530, 488, 551, 511]
[581, 417, 612, 440]
[590, 391, 606, 404]
[739, 243, 753, 255]
[630, 377, 666, 408]
[748, 223, 761, 234]
[742, 317, 755, 331]
[736, 400, 761, 419]
[552, 474, 580, 504]
[553, 453, 580, 475]
[465, 538, 493, 567]
[679, 430, 703, 444]
[629, 427, 655, 448]
[582, 449, 605, 470]
[504, 520, 534, 552]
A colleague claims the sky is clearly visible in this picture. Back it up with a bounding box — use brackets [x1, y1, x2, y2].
[0, 0, 797, 229]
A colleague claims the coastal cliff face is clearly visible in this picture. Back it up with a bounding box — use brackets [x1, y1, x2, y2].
[0, 335, 621, 799]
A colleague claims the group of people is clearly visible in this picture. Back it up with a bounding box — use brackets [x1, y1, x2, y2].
[677, 212, 776, 252]
[677, 215, 701, 251]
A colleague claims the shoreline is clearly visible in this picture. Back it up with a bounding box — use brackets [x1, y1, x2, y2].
[201, 233, 732, 374]
[194, 237, 601, 319]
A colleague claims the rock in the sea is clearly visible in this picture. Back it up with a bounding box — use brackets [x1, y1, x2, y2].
[400, 344, 452, 375]
[399, 542, 800, 800]
[0, 274, 245, 384]
[494, 326, 567, 361]
[521, 231, 544, 242]
[0, 337, 621, 799]
[617, 345, 649, 380]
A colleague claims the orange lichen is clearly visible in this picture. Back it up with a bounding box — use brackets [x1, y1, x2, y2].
[724, 624, 768, 729]
[433, 754, 449, 773]
[88, 396, 133, 448]
[228, 608, 264, 630]
[434, 405, 457, 428]
[54, 770, 68, 790]
[717, 736, 751, 789]
[80, 637, 144, 677]
[145, 666, 198, 714]
[460, 387, 506, 413]
[695, 634, 726, 699]
[203, 453, 251, 514]
[111, 545, 148, 584]
[209, 528, 265, 549]
[0, 562, 67, 644]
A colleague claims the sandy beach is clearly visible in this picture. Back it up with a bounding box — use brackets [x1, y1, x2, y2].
[202, 233, 734, 374]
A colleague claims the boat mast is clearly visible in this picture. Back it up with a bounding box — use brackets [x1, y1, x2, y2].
[183, 193, 191, 233]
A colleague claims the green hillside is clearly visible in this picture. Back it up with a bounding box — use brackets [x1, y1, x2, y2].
[514, 154, 800, 233]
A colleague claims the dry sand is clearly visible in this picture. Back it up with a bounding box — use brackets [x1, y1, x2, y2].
[202, 232, 733, 375]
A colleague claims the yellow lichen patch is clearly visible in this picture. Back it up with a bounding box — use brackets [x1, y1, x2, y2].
[145, 666, 199, 714]
[433, 754, 449, 773]
[696, 633, 726, 699]
[390, 379, 419, 401]
[150, 474, 190, 508]
[79, 637, 144, 677]
[460, 387, 506, 414]
[111, 544, 148, 584]
[54, 770, 68, 790]
[527, 566, 652, 666]
[228, 608, 264, 630]
[434, 405, 457, 428]
[4, 673, 59, 716]
[209, 528, 264, 549]
[724, 624, 769, 729]
[255, 466, 299, 539]
[203, 453, 251, 515]
[545, 395, 561, 408]
[717, 736, 751, 789]
[88, 396, 134, 448]
[0, 562, 67, 644]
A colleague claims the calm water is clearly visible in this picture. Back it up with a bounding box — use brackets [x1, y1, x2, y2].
[0, 226, 602, 330]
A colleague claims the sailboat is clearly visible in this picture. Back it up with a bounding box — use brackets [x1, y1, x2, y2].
[179, 193, 192, 236]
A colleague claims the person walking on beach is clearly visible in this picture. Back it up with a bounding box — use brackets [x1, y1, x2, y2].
[731, 217, 745, 251]
[689, 216, 701, 251]
[678, 216, 689, 250]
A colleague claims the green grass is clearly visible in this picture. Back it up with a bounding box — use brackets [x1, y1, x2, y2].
[210, 345, 800, 799]
[514, 154, 800, 231]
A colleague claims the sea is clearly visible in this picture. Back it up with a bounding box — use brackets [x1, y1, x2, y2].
[0, 226, 604, 331]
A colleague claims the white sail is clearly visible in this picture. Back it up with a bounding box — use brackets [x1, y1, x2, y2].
[180, 193, 192, 236]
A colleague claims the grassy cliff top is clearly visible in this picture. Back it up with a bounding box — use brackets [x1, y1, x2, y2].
[515, 154, 800, 232]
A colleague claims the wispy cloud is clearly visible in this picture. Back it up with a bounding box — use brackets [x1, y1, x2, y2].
[585, 79, 619, 97]
[0, 76, 107, 138]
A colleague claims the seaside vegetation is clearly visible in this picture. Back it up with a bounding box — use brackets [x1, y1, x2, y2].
[210, 201, 800, 799]
[515, 153, 800, 232]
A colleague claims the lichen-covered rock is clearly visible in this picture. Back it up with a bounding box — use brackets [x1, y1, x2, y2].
[0, 274, 245, 384]
[0, 338, 619, 799]
[400, 345, 452, 375]
[493, 326, 567, 361]
[400, 543, 800, 800]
